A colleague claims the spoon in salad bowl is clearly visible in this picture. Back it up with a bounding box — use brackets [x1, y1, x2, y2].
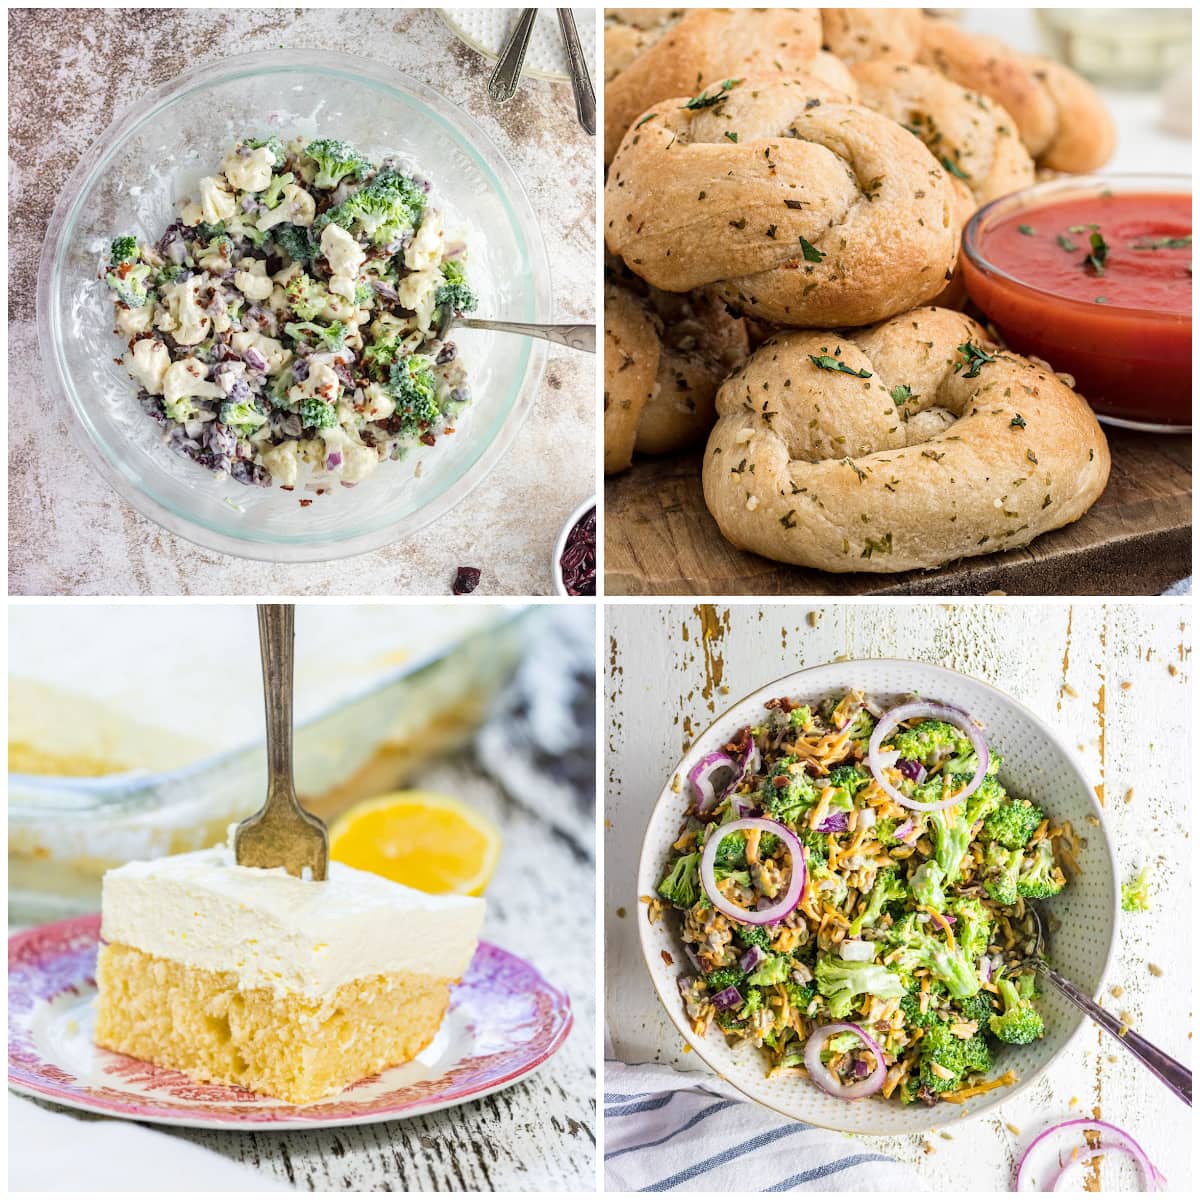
[434, 310, 595, 353]
[1024, 905, 1190, 1105]
[234, 603, 329, 881]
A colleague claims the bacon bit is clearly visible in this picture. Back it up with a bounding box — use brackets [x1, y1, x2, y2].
[420, 432, 437, 446]
[443, 426, 455, 434]
[661, 950, 674, 965]
[298, 498, 313, 507]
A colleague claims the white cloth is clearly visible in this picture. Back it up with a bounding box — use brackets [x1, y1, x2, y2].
[604, 1059, 925, 1192]
[8, 1094, 293, 1192]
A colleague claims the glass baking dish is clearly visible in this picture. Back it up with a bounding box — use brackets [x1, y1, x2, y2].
[9, 605, 529, 922]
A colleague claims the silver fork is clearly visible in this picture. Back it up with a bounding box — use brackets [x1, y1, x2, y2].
[435, 311, 595, 353]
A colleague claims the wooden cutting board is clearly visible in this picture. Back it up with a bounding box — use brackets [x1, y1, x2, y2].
[605, 429, 1191, 595]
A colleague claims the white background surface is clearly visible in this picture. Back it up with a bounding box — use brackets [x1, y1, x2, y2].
[605, 602, 1191, 1189]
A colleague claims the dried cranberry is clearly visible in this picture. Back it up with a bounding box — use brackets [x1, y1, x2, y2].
[558, 506, 596, 596]
[452, 566, 481, 595]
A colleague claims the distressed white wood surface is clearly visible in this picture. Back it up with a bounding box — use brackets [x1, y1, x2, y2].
[8, 7, 594, 597]
[605, 603, 1191, 1189]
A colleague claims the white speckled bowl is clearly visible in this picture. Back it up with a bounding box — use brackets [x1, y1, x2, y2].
[636, 659, 1118, 1135]
[37, 49, 550, 562]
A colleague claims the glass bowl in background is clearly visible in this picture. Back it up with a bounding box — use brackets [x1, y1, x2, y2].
[36, 50, 550, 562]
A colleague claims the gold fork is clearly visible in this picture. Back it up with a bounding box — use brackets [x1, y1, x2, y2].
[234, 604, 328, 880]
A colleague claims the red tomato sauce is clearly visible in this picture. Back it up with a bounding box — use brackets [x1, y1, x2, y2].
[963, 191, 1192, 428]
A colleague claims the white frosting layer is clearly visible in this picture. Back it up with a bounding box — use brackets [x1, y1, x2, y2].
[100, 840, 485, 997]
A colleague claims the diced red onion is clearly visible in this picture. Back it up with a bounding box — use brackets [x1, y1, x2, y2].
[803, 1023, 885, 1100]
[699, 818, 806, 925]
[896, 758, 926, 783]
[894, 819, 916, 842]
[1016, 1119, 1163, 1192]
[711, 985, 743, 1011]
[739, 945, 768, 973]
[867, 702, 989, 812]
[244, 347, 269, 371]
[853, 1059, 872, 1078]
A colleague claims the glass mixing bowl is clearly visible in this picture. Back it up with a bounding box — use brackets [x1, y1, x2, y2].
[36, 49, 550, 562]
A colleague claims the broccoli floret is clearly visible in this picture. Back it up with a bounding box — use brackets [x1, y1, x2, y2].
[954, 989, 996, 1028]
[387, 353, 439, 435]
[786, 980, 817, 1012]
[1121, 866, 1151, 912]
[988, 976, 1045, 1044]
[105, 261, 152, 307]
[284, 319, 345, 352]
[740, 986, 765, 1018]
[826, 764, 870, 794]
[110, 235, 138, 264]
[261, 171, 295, 211]
[928, 804, 973, 886]
[285, 272, 328, 320]
[814, 954, 906, 1020]
[759, 768, 820, 825]
[434, 259, 478, 316]
[244, 135, 286, 163]
[981, 841, 1023, 906]
[890, 720, 972, 766]
[354, 282, 376, 306]
[657, 852, 700, 908]
[273, 223, 316, 265]
[361, 331, 404, 377]
[918, 1024, 992, 1094]
[709, 829, 747, 871]
[787, 705, 812, 729]
[316, 168, 427, 247]
[304, 138, 371, 189]
[984, 796, 1045, 849]
[806, 852, 848, 909]
[847, 868, 906, 937]
[909, 861, 947, 911]
[900, 983, 944, 1030]
[194, 221, 227, 242]
[872, 816, 902, 847]
[298, 397, 337, 430]
[735, 925, 771, 951]
[705, 966, 745, 993]
[759, 831, 783, 858]
[1017, 840, 1065, 900]
[887, 913, 980, 1000]
[947, 897, 992, 962]
[845, 709, 876, 742]
[218, 397, 267, 436]
[746, 954, 791, 987]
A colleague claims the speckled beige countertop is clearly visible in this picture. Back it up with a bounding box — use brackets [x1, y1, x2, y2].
[8, 7, 596, 596]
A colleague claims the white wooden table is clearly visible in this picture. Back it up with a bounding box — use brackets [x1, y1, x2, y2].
[605, 603, 1191, 1189]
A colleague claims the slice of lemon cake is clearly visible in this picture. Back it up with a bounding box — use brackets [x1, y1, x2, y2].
[94, 838, 484, 1104]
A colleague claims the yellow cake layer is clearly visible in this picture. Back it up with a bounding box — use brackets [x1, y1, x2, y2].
[94, 943, 451, 1105]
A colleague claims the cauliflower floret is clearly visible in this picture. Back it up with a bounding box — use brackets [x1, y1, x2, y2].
[272, 261, 304, 288]
[197, 176, 237, 225]
[214, 361, 248, 396]
[361, 382, 396, 422]
[230, 330, 291, 375]
[338, 441, 381, 483]
[321, 291, 358, 323]
[222, 145, 275, 193]
[233, 259, 274, 301]
[404, 209, 444, 271]
[124, 338, 171, 395]
[257, 184, 316, 230]
[162, 357, 225, 421]
[198, 241, 234, 273]
[260, 441, 300, 487]
[157, 278, 211, 346]
[287, 360, 341, 407]
[396, 267, 440, 331]
[320, 224, 366, 302]
[116, 303, 156, 335]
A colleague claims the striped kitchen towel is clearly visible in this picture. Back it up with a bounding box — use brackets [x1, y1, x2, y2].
[604, 1059, 925, 1192]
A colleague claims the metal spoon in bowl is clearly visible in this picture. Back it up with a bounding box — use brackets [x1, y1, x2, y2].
[1024, 905, 1191, 1105]
[489, 8, 539, 103]
[557, 9, 596, 135]
[434, 310, 595, 353]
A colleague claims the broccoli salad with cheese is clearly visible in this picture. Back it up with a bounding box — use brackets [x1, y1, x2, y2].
[103, 136, 478, 490]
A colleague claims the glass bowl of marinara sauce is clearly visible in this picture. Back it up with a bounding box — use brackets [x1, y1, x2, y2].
[961, 174, 1191, 432]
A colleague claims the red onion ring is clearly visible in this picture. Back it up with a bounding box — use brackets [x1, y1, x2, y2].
[867, 702, 989, 813]
[699, 818, 806, 925]
[803, 1022, 886, 1099]
[687, 751, 736, 814]
[1015, 1119, 1163, 1192]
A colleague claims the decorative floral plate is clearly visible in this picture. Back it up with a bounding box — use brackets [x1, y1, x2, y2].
[9, 915, 572, 1129]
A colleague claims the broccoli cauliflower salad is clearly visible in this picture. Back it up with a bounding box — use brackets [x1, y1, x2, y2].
[654, 691, 1073, 1106]
[103, 136, 479, 491]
